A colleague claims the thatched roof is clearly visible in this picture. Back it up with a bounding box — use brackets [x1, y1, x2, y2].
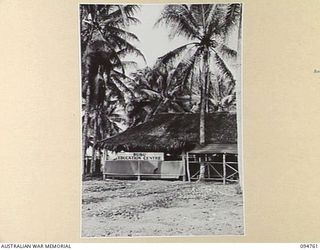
[190, 143, 238, 154]
[98, 112, 237, 152]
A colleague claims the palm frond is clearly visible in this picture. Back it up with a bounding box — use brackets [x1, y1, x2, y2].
[103, 26, 140, 42]
[212, 51, 236, 84]
[102, 5, 140, 27]
[140, 88, 162, 99]
[107, 79, 126, 104]
[220, 3, 241, 37]
[155, 5, 201, 40]
[218, 44, 237, 58]
[221, 94, 235, 106]
[206, 4, 228, 36]
[112, 69, 134, 81]
[169, 46, 203, 90]
[155, 42, 197, 66]
[110, 72, 135, 98]
[114, 60, 138, 70]
[111, 36, 146, 63]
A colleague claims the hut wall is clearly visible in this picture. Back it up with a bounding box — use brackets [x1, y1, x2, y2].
[103, 160, 184, 179]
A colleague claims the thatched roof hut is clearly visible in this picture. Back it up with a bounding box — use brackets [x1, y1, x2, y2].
[98, 112, 237, 153]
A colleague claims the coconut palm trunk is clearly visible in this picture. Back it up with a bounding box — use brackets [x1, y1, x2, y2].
[199, 51, 210, 145]
[199, 51, 210, 181]
[80, 4, 145, 176]
[90, 69, 107, 175]
[199, 84, 206, 146]
[90, 109, 99, 174]
[82, 85, 90, 175]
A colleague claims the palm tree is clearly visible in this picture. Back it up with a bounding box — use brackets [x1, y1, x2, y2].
[80, 4, 145, 174]
[155, 3, 241, 145]
[155, 4, 241, 180]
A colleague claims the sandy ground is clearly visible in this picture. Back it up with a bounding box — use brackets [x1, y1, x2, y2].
[82, 179, 244, 237]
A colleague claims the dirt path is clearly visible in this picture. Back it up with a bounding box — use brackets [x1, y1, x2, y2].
[82, 180, 244, 237]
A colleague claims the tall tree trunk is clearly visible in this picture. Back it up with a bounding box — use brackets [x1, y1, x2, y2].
[199, 50, 210, 146]
[90, 69, 111, 174]
[90, 66, 107, 175]
[199, 79, 207, 181]
[199, 50, 210, 182]
[82, 85, 90, 175]
[90, 109, 99, 174]
[199, 83, 206, 146]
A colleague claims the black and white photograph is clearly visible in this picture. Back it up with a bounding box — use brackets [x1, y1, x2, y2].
[80, 3, 243, 237]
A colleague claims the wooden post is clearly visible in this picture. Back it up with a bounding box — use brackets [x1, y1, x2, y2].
[102, 149, 107, 161]
[223, 153, 226, 185]
[101, 149, 106, 177]
[236, 154, 242, 187]
[186, 152, 191, 182]
[182, 151, 186, 181]
[137, 161, 141, 181]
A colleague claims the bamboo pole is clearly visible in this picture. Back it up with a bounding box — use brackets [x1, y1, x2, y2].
[223, 153, 226, 185]
[225, 162, 238, 172]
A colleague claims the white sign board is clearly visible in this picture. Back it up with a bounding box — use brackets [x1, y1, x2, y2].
[117, 152, 164, 161]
